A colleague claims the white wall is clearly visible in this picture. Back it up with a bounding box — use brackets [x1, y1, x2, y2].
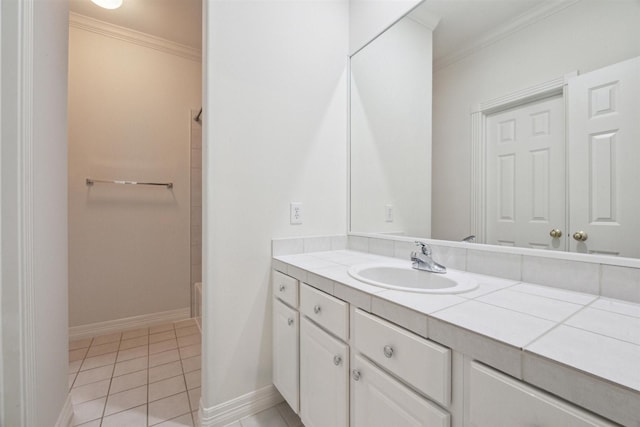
[349, 0, 422, 54]
[351, 17, 432, 237]
[68, 24, 201, 326]
[432, 0, 640, 241]
[1, 0, 70, 425]
[203, 0, 348, 409]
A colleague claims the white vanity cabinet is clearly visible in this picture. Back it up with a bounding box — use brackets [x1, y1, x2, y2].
[353, 309, 451, 407]
[468, 362, 616, 427]
[351, 354, 450, 427]
[299, 282, 350, 427]
[272, 271, 300, 413]
[272, 298, 299, 413]
[300, 316, 349, 427]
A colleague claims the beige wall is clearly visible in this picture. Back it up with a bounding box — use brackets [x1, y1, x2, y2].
[68, 24, 201, 327]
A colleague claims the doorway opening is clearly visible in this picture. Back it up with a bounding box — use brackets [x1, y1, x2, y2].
[66, 1, 203, 424]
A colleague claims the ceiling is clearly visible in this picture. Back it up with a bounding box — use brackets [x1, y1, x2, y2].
[69, 0, 202, 49]
[410, 0, 554, 63]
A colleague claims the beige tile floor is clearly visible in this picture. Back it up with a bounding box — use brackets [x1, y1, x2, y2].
[68, 319, 201, 426]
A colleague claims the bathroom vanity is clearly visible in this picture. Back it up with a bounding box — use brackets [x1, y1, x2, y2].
[271, 237, 640, 427]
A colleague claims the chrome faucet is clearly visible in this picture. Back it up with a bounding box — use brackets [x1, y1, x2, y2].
[410, 241, 447, 274]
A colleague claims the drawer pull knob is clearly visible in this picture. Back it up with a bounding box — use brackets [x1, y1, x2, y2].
[352, 369, 361, 381]
[333, 355, 342, 366]
[279, 284, 286, 292]
[383, 345, 394, 358]
[287, 318, 294, 326]
[313, 305, 321, 314]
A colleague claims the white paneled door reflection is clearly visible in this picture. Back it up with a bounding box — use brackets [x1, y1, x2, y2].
[486, 96, 565, 250]
[568, 56, 640, 258]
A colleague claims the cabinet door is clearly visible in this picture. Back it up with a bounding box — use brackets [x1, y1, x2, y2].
[300, 317, 349, 427]
[469, 362, 616, 426]
[272, 298, 299, 413]
[352, 354, 450, 427]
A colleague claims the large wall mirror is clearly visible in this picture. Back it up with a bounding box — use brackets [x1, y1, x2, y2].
[350, 0, 640, 258]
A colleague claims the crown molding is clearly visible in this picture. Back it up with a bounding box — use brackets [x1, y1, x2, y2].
[69, 12, 201, 62]
[408, 12, 441, 31]
[434, 0, 580, 71]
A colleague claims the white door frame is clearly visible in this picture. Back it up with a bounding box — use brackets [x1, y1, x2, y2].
[2, 0, 47, 425]
[469, 72, 576, 244]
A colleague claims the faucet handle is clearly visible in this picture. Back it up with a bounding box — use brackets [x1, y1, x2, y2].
[414, 241, 431, 256]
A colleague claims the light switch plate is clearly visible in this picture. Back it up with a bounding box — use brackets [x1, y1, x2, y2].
[290, 202, 303, 225]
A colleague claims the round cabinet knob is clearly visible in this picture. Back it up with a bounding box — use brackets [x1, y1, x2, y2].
[287, 318, 294, 326]
[333, 355, 342, 366]
[352, 369, 361, 381]
[549, 229, 562, 238]
[279, 284, 286, 292]
[383, 345, 394, 358]
[573, 231, 588, 241]
[313, 305, 321, 314]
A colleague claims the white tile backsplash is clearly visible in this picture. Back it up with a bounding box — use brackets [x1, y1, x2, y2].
[368, 238, 394, 257]
[303, 236, 331, 253]
[466, 249, 522, 281]
[330, 235, 347, 250]
[272, 238, 304, 256]
[601, 264, 640, 304]
[348, 235, 369, 252]
[393, 240, 415, 260]
[522, 256, 599, 294]
[430, 244, 467, 271]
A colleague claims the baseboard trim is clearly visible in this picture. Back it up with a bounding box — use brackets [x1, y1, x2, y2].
[54, 394, 74, 427]
[69, 307, 190, 340]
[200, 385, 284, 427]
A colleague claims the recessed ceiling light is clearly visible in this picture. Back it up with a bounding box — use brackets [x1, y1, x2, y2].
[90, 0, 123, 10]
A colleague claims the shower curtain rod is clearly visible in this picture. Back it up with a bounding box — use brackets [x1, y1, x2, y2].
[86, 178, 173, 189]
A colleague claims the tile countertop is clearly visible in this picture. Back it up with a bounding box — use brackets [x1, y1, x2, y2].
[273, 250, 640, 425]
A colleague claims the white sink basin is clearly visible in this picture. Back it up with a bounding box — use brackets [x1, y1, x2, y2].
[348, 263, 478, 294]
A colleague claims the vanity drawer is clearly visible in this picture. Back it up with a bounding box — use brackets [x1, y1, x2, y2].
[273, 270, 299, 308]
[300, 283, 349, 341]
[353, 309, 451, 406]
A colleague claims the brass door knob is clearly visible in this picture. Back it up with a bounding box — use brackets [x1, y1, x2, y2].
[573, 231, 588, 241]
[549, 229, 562, 238]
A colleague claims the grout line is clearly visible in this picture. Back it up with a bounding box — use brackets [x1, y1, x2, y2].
[96, 334, 122, 426]
[147, 326, 151, 426]
[69, 322, 201, 427]
[521, 301, 596, 349]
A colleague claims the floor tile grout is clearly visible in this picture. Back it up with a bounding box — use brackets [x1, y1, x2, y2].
[69, 319, 200, 427]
